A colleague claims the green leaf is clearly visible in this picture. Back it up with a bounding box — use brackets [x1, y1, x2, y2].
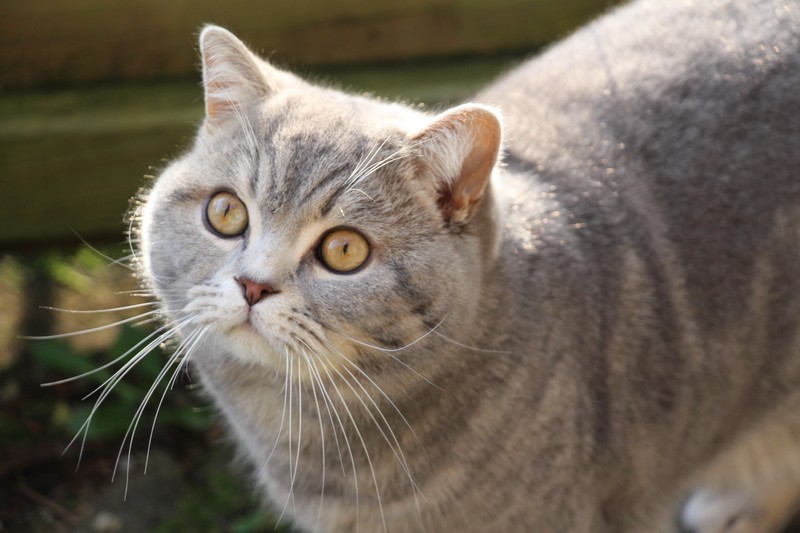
[30, 339, 96, 376]
[231, 510, 275, 533]
[67, 401, 139, 441]
[157, 408, 212, 432]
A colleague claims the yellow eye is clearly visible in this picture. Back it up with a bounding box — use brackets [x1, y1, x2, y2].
[205, 191, 248, 237]
[318, 228, 370, 273]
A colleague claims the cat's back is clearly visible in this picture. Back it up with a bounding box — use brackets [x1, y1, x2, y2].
[478, 0, 800, 172]
[478, 0, 800, 336]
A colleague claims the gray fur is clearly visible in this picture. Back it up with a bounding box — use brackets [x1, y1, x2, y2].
[136, 0, 800, 531]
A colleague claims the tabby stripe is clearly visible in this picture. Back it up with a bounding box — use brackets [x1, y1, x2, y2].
[298, 163, 351, 208]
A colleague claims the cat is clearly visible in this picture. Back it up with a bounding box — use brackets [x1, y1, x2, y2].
[129, 0, 800, 531]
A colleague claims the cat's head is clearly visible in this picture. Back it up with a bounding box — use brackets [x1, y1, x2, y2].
[136, 26, 502, 375]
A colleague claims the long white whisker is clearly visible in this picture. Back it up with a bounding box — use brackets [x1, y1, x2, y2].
[21, 310, 162, 340]
[325, 347, 429, 523]
[263, 348, 290, 471]
[345, 136, 432, 192]
[312, 343, 424, 509]
[305, 354, 360, 533]
[301, 350, 327, 532]
[41, 320, 178, 388]
[39, 302, 159, 315]
[80, 316, 191, 400]
[144, 324, 211, 473]
[114, 320, 204, 494]
[323, 317, 447, 391]
[115, 330, 195, 498]
[70, 231, 134, 271]
[277, 353, 296, 523]
[346, 148, 409, 189]
[304, 347, 346, 476]
[345, 138, 389, 189]
[309, 350, 387, 533]
[348, 314, 448, 353]
[432, 330, 512, 354]
[216, 85, 259, 156]
[118, 346, 181, 488]
[63, 316, 194, 468]
[329, 347, 426, 455]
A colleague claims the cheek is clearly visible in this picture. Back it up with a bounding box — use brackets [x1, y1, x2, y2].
[145, 209, 227, 303]
[300, 268, 431, 350]
[302, 271, 395, 321]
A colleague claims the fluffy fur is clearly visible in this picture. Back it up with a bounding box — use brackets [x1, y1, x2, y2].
[135, 0, 800, 531]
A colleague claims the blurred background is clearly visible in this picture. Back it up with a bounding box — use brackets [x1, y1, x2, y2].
[0, 1, 616, 531]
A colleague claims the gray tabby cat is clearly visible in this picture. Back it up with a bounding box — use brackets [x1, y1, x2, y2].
[134, 0, 800, 531]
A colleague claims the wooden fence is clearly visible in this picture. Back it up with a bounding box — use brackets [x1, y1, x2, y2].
[0, 0, 617, 247]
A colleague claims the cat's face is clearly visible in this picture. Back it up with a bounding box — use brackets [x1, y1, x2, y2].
[137, 26, 502, 376]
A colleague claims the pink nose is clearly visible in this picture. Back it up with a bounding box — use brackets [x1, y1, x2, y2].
[235, 277, 278, 306]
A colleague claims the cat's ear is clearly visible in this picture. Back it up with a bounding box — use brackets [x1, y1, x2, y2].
[412, 104, 502, 224]
[199, 25, 279, 124]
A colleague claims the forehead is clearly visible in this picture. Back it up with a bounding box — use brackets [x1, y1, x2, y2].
[241, 91, 412, 221]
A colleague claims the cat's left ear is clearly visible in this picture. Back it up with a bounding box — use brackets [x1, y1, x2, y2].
[412, 104, 502, 224]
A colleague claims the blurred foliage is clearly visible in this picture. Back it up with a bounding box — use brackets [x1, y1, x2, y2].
[0, 246, 288, 532]
[28, 325, 210, 441]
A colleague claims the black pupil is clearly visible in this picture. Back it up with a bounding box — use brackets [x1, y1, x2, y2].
[342, 242, 349, 255]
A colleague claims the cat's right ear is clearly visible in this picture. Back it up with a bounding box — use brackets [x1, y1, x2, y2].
[412, 104, 503, 225]
[199, 26, 276, 125]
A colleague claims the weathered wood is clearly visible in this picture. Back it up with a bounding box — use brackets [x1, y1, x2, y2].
[0, 0, 615, 90]
[0, 58, 521, 247]
[0, 0, 621, 247]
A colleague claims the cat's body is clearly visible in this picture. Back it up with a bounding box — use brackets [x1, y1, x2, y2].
[137, 0, 800, 531]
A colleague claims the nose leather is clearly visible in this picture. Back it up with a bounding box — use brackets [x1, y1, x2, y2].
[236, 277, 278, 306]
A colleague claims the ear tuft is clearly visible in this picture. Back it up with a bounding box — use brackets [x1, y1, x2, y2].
[199, 25, 270, 123]
[412, 104, 502, 224]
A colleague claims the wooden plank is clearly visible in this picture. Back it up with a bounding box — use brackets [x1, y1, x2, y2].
[0, 57, 522, 247]
[0, 0, 616, 90]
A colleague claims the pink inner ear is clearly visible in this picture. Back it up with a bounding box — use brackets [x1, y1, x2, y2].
[421, 106, 502, 222]
[200, 27, 270, 124]
[205, 81, 230, 119]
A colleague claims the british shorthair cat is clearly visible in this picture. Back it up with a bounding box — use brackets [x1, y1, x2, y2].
[130, 0, 800, 531]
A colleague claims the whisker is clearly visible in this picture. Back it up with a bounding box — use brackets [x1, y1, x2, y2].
[302, 346, 346, 476]
[62, 316, 194, 468]
[348, 189, 375, 202]
[326, 347, 429, 523]
[432, 330, 512, 354]
[349, 147, 407, 185]
[117, 347, 183, 491]
[115, 328, 199, 498]
[144, 324, 211, 472]
[21, 310, 162, 340]
[305, 355, 361, 533]
[345, 146, 406, 191]
[345, 136, 432, 192]
[39, 301, 158, 315]
[41, 320, 179, 388]
[70, 230, 135, 271]
[263, 348, 290, 471]
[345, 138, 389, 189]
[308, 342, 425, 510]
[278, 352, 302, 523]
[328, 344, 429, 463]
[322, 319, 446, 391]
[356, 314, 448, 353]
[301, 351, 328, 532]
[309, 350, 388, 533]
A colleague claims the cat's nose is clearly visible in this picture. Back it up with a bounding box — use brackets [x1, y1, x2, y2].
[235, 277, 279, 306]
